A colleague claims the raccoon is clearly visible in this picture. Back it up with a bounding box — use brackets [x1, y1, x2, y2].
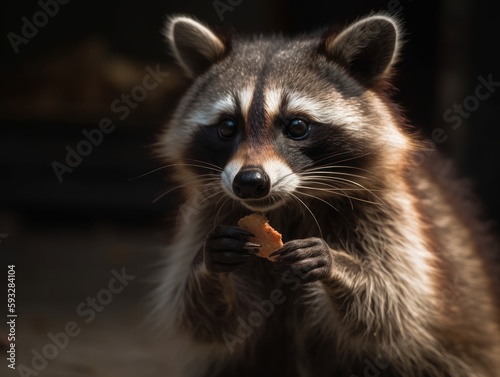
[152, 13, 500, 377]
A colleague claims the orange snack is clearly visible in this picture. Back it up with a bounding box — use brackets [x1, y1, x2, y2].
[238, 213, 283, 261]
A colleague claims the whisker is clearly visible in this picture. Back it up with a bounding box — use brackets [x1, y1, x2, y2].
[325, 151, 372, 166]
[326, 177, 387, 208]
[299, 178, 381, 192]
[297, 151, 372, 177]
[278, 193, 290, 213]
[297, 184, 353, 209]
[289, 192, 323, 238]
[301, 175, 373, 186]
[299, 179, 355, 208]
[152, 177, 219, 203]
[129, 165, 171, 181]
[184, 159, 224, 172]
[130, 162, 222, 182]
[302, 165, 372, 175]
[199, 189, 225, 205]
[297, 185, 383, 206]
[302, 171, 375, 182]
[164, 163, 223, 172]
[214, 197, 231, 227]
[300, 150, 357, 166]
[296, 191, 339, 213]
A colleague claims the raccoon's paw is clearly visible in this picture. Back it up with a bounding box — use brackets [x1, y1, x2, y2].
[270, 238, 332, 283]
[204, 225, 260, 273]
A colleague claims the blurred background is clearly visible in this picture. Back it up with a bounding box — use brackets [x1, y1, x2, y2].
[0, 0, 499, 375]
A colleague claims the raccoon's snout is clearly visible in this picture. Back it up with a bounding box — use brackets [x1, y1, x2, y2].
[232, 167, 270, 199]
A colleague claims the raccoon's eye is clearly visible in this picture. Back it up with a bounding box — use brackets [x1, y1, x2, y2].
[285, 119, 311, 140]
[218, 119, 238, 140]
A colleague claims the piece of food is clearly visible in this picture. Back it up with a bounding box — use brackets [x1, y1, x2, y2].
[238, 213, 283, 260]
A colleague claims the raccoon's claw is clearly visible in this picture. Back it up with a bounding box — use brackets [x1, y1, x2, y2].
[244, 242, 261, 249]
[270, 237, 332, 283]
[210, 225, 255, 239]
[204, 225, 259, 273]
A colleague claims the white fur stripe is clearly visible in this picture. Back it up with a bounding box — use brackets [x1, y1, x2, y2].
[263, 159, 299, 193]
[221, 159, 243, 196]
[188, 95, 236, 125]
[264, 88, 283, 117]
[238, 87, 254, 122]
[286, 92, 364, 128]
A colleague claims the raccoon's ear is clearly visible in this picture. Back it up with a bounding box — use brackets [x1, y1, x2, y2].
[165, 16, 227, 78]
[322, 15, 401, 87]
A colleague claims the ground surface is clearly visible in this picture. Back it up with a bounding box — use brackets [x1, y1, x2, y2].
[1, 223, 174, 377]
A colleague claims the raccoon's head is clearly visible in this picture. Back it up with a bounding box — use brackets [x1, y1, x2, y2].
[159, 14, 413, 212]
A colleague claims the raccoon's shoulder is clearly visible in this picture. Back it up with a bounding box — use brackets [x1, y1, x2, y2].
[413, 152, 494, 234]
[410, 153, 500, 294]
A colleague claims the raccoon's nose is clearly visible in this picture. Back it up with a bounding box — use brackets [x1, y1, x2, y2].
[232, 167, 270, 199]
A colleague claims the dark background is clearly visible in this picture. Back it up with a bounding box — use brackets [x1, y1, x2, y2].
[0, 0, 499, 375]
[1, 0, 499, 229]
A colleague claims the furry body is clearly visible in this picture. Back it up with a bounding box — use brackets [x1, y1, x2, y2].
[153, 14, 500, 377]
